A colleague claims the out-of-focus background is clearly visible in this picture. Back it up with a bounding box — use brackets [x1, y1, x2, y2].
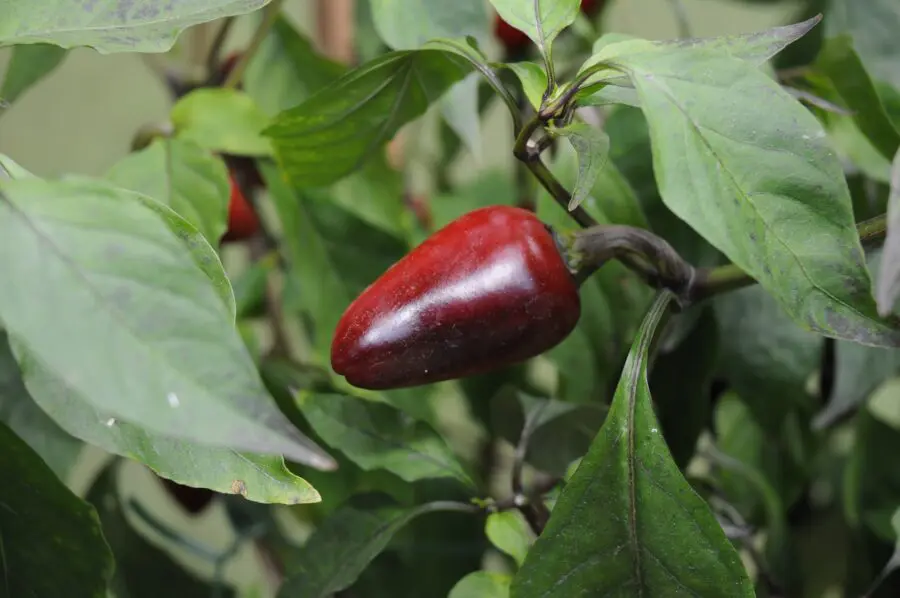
[0, 1, 809, 595]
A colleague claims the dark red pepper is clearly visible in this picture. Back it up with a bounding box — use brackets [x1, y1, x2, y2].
[221, 172, 260, 243]
[331, 206, 581, 390]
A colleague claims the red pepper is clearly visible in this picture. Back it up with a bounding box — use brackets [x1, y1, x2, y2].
[331, 206, 581, 390]
[221, 173, 260, 243]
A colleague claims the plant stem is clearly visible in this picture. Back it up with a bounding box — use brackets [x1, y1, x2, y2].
[222, 0, 284, 90]
[571, 225, 695, 297]
[206, 17, 235, 74]
[525, 157, 599, 228]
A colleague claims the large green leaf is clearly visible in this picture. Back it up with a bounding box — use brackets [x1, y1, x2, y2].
[0, 176, 333, 469]
[170, 88, 272, 157]
[0, 44, 66, 105]
[105, 138, 230, 244]
[276, 493, 475, 598]
[244, 16, 346, 116]
[0, 0, 269, 54]
[715, 285, 823, 428]
[607, 47, 900, 346]
[815, 35, 900, 162]
[7, 332, 321, 505]
[825, 0, 900, 89]
[577, 16, 822, 89]
[265, 50, 467, 188]
[511, 292, 754, 597]
[0, 420, 113, 597]
[0, 330, 80, 479]
[372, 0, 489, 50]
[296, 392, 475, 489]
[488, 0, 580, 56]
[87, 462, 235, 598]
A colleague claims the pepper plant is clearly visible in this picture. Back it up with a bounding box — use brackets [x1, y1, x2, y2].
[2, 0, 900, 596]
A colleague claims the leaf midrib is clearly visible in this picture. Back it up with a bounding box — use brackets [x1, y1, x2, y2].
[624, 62, 876, 329]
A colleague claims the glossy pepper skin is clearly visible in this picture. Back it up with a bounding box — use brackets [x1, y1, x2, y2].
[331, 206, 581, 390]
[221, 173, 260, 243]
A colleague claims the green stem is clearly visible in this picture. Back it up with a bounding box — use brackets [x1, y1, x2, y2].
[222, 0, 284, 90]
[527, 158, 598, 228]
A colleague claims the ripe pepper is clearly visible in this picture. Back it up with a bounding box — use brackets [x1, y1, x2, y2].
[221, 172, 260, 243]
[331, 206, 581, 390]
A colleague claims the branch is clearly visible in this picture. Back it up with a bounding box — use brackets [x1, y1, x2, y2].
[569, 213, 889, 306]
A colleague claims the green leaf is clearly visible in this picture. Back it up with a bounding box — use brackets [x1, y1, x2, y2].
[491, 389, 607, 476]
[845, 397, 900, 542]
[5, 331, 322, 505]
[814, 341, 900, 431]
[265, 50, 467, 188]
[0, 420, 113, 597]
[714, 392, 811, 525]
[552, 122, 610, 211]
[276, 493, 473, 598]
[371, 0, 489, 50]
[0, 44, 66, 105]
[706, 414, 795, 591]
[715, 285, 823, 428]
[815, 35, 900, 162]
[877, 149, 900, 316]
[87, 462, 235, 598]
[449, 572, 512, 598]
[486, 511, 533, 567]
[504, 61, 548, 110]
[0, 176, 334, 469]
[326, 151, 408, 238]
[610, 47, 900, 346]
[440, 73, 483, 161]
[649, 306, 718, 469]
[170, 88, 272, 157]
[105, 137, 231, 244]
[488, 0, 580, 55]
[825, 0, 900, 89]
[261, 162, 407, 367]
[431, 169, 517, 229]
[0, 0, 269, 54]
[244, 16, 346, 116]
[296, 392, 475, 488]
[511, 291, 754, 597]
[577, 15, 822, 90]
[0, 330, 80, 479]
